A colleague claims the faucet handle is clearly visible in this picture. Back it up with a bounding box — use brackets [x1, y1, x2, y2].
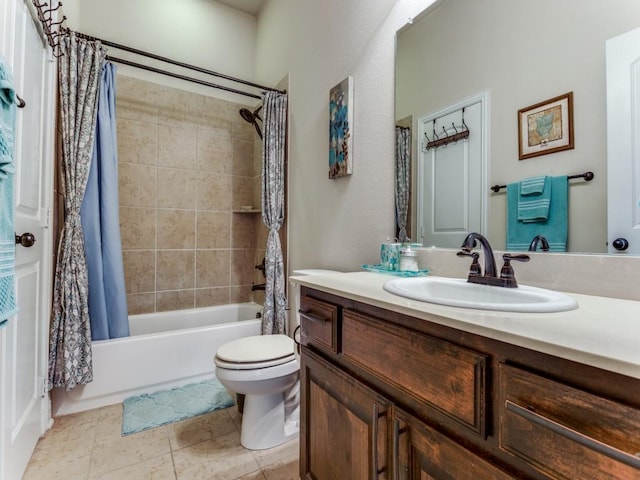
[503, 253, 530, 263]
[500, 254, 530, 288]
[457, 250, 481, 277]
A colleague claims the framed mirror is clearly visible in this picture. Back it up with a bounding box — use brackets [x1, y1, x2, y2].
[396, 0, 640, 253]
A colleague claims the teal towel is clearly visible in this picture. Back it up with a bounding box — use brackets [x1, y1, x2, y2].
[507, 175, 568, 252]
[519, 175, 547, 195]
[0, 55, 18, 326]
[517, 175, 551, 222]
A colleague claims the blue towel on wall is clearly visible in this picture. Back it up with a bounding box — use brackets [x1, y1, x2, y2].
[0, 55, 18, 327]
[519, 175, 547, 195]
[507, 175, 568, 252]
[517, 175, 551, 222]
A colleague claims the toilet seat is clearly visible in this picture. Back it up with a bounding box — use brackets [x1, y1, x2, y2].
[215, 334, 296, 370]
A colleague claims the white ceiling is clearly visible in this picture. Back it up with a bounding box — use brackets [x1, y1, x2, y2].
[215, 0, 266, 16]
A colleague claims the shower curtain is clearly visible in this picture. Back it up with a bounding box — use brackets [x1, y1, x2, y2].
[395, 126, 411, 243]
[261, 91, 288, 335]
[48, 33, 105, 390]
[80, 62, 129, 340]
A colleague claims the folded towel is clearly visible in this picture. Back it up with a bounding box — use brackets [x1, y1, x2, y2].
[507, 175, 568, 252]
[517, 175, 551, 222]
[519, 175, 547, 195]
[0, 55, 18, 326]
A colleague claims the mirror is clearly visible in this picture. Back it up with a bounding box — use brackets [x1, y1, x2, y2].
[395, 0, 640, 253]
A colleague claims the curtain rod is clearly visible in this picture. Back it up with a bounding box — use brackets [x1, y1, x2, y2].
[108, 56, 262, 99]
[72, 31, 286, 98]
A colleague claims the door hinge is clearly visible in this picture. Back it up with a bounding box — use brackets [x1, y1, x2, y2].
[40, 377, 49, 398]
[43, 209, 50, 229]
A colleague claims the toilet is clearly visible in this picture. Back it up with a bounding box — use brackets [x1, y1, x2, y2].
[213, 268, 339, 450]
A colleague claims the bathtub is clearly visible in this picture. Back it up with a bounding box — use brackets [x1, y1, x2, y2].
[51, 303, 262, 416]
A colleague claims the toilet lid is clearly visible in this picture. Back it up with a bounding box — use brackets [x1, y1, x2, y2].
[216, 334, 295, 365]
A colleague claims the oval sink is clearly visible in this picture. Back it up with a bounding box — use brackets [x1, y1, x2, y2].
[383, 276, 578, 313]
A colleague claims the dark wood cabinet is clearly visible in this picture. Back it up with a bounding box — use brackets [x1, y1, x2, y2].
[299, 287, 640, 480]
[300, 348, 391, 480]
[499, 364, 640, 480]
[393, 408, 517, 480]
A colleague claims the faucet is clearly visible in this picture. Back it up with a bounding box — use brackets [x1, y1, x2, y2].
[255, 258, 266, 277]
[251, 283, 266, 291]
[457, 233, 530, 288]
[528, 235, 550, 252]
[458, 233, 497, 278]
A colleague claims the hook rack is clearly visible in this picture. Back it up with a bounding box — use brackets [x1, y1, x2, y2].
[32, 1, 68, 56]
[424, 108, 470, 150]
[490, 171, 595, 192]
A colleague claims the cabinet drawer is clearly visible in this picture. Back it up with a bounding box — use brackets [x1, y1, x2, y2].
[342, 309, 487, 435]
[499, 364, 640, 480]
[300, 296, 339, 353]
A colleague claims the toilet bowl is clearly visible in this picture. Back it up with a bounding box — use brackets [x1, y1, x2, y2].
[215, 268, 340, 450]
[214, 334, 299, 450]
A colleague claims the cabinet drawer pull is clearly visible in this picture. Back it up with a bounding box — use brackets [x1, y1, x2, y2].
[393, 419, 408, 479]
[372, 403, 387, 478]
[506, 401, 640, 469]
[299, 310, 329, 323]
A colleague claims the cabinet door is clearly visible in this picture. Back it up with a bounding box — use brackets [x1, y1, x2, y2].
[393, 408, 517, 480]
[301, 348, 391, 480]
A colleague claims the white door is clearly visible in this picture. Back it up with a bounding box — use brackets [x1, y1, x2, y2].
[606, 26, 640, 255]
[0, 1, 54, 479]
[417, 94, 487, 248]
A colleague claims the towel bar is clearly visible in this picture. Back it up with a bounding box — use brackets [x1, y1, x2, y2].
[491, 171, 594, 193]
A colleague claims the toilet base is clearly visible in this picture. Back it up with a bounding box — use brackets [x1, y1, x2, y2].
[240, 392, 299, 450]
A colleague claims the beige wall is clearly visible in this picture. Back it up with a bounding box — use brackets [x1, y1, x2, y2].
[116, 75, 267, 314]
[62, 0, 258, 102]
[255, 0, 435, 273]
[397, 0, 640, 253]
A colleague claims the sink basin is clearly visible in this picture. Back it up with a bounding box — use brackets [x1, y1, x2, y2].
[383, 276, 578, 313]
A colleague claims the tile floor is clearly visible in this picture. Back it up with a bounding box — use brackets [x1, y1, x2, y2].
[23, 404, 299, 480]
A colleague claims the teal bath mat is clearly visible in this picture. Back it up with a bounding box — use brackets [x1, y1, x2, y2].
[122, 377, 234, 436]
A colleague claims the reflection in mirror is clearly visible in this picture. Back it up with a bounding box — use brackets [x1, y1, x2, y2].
[395, 123, 411, 242]
[396, 0, 640, 253]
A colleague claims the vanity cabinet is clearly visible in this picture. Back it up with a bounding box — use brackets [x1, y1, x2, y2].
[299, 287, 640, 480]
[301, 349, 390, 479]
[499, 364, 640, 480]
[393, 408, 517, 480]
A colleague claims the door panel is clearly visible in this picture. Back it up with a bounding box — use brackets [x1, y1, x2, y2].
[0, 1, 54, 479]
[418, 95, 486, 248]
[606, 26, 640, 254]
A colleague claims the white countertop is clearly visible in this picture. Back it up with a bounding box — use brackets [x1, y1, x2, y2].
[292, 271, 640, 380]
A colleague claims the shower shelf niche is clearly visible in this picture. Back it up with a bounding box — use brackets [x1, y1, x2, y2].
[232, 209, 261, 214]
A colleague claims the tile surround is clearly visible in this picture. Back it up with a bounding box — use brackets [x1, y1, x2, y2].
[117, 75, 268, 315]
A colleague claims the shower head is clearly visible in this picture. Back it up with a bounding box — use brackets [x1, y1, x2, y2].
[239, 108, 255, 123]
[239, 105, 263, 139]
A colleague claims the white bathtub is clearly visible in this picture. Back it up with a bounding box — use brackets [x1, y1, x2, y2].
[51, 303, 262, 416]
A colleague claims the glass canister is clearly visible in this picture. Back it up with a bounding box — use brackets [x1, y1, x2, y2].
[399, 245, 419, 271]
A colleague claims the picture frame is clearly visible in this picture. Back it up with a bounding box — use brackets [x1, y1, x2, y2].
[329, 76, 354, 178]
[518, 91, 574, 160]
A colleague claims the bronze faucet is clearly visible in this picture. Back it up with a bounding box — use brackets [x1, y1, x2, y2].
[457, 233, 530, 288]
[528, 234, 550, 252]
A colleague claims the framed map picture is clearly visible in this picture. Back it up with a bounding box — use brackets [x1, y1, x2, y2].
[518, 92, 574, 160]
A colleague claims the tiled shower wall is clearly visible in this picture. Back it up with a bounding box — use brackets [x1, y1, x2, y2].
[116, 75, 269, 315]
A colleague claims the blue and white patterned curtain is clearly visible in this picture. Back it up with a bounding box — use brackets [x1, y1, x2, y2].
[395, 126, 411, 243]
[261, 91, 288, 335]
[49, 33, 105, 390]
